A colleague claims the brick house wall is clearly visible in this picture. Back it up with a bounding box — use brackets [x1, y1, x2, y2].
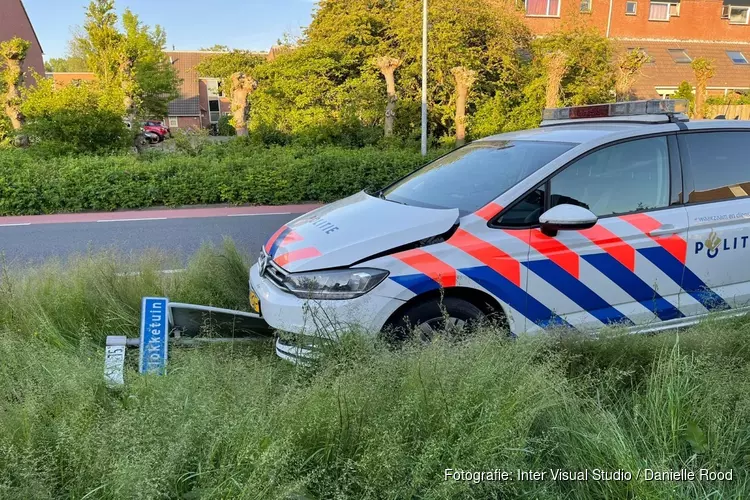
[0, 0, 45, 86]
[522, 0, 750, 99]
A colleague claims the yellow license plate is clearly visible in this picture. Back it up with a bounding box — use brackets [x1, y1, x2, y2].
[249, 290, 261, 313]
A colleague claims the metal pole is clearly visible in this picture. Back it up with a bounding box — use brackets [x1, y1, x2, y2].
[421, 0, 428, 157]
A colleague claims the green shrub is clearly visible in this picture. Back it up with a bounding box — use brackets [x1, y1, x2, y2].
[217, 114, 236, 136]
[0, 144, 441, 215]
[22, 108, 131, 156]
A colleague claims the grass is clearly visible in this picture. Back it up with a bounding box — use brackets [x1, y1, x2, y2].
[1, 242, 750, 499]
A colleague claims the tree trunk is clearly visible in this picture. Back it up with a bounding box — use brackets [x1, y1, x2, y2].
[119, 53, 137, 123]
[451, 67, 477, 147]
[694, 81, 706, 119]
[231, 72, 258, 137]
[376, 56, 402, 137]
[3, 57, 24, 130]
[544, 51, 568, 109]
[691, 58, 716, 119]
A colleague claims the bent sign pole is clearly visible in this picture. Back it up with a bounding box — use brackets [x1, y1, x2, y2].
[139, 297, 169, 375]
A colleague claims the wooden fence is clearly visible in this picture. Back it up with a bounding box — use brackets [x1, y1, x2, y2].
[706, 104, 750, 120]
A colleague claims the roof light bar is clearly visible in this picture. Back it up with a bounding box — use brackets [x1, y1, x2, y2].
[542, 99, 689, 122]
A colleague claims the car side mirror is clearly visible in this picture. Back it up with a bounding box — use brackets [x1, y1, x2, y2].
[539, 204, 598, 236]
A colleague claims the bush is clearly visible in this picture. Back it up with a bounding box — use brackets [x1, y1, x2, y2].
[0, 144, 440, 215]
[20, 77, 130, 155]
[217, 114, 236, 136]
[22, 108, 131, 156]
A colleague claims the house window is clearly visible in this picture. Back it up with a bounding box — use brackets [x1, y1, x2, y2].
[208, 100, 221, 124]
[168, 117, 178, 128]
[580, 0, 592, 12]
[668, 48, 692, 63]
[525, 0, 560, 17]
[204, 78, 223, 97]
[728, 6, 750, 24]
[626, 1, 638, 15]
[649, 2, 679, 20]
[727, 50, 749, 64]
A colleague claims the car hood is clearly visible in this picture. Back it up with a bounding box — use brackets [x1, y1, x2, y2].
[264, 191, 460, 272]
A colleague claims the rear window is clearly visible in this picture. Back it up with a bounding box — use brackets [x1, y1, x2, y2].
[382, 140, 576, 215]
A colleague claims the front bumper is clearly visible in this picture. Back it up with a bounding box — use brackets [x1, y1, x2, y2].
[249, 263, 405, 339]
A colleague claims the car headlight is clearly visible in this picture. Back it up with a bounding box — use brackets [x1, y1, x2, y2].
[282, 268, 389, 300]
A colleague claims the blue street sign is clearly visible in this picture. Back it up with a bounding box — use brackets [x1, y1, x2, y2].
[139, 297, 170, 375]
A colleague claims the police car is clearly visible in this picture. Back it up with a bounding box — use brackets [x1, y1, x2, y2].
[249, 99, 750, 361]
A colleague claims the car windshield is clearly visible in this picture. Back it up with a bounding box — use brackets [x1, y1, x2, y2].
[382, 140, 576, 215]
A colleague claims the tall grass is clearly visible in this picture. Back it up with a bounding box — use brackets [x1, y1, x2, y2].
[0, 244, 749, 499]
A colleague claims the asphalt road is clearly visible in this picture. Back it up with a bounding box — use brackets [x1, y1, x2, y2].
[0, 212, 300, 267]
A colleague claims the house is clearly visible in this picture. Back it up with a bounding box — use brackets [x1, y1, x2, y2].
[45, 72, 97, 87]
[521, 0, 750, 98]
[0, 0, 45, 85]
[165, 49, 275, 130]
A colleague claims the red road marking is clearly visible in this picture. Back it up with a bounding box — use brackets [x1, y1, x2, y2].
[393, 249, 457, 288]
[620, 213, 687, 264]
[0, 204, 322, 227]
[447, 229, 521, 287]
[274, 247, 322, 267]
[579, 225, 636, 272]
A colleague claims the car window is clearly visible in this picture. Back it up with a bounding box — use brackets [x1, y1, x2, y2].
[382, 140, 575, 215]
[680, 132, 750, 204]
[496, 184, 545, 227]
[549, 136, 670, 217]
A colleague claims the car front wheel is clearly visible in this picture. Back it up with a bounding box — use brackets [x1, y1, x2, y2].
[384, 296, 486, 343]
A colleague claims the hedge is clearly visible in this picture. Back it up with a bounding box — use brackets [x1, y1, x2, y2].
[0, 144, 442, 216]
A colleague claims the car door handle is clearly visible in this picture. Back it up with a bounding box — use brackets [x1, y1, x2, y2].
[649, 224, 685, 236]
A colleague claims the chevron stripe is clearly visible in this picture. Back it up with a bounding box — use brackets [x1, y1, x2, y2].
[638, 246, 730, 311]
[392, 249, 457, 288]
[525, 259, 635, 327]
[583, 253, 684, 321]
[459, 266, 573, 329]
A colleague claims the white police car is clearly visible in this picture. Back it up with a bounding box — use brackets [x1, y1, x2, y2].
[249, 99, 750, 361]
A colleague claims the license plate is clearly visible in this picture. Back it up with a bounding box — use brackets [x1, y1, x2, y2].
[249, 289, 261, 314]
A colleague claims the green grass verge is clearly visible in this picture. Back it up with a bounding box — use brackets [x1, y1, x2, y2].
[1, 244, 749, 499]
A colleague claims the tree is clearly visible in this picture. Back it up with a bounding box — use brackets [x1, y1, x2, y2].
[691, 57, 715, 119]
[201, 44, 231, 52]
[615, 48, 649, 101]
[249, 0, 531, 142]
[230, 72, 257, 136]
[375, 56, 402, 137]
[120, 9, 180, 118]
[672, 81, 695, 115]
[70, 0, 179, 119]
[44, 56, 88, 73]
[451, 66, 476, 145]
[0, 37, 31, 130]
[196, 50, 265, 135]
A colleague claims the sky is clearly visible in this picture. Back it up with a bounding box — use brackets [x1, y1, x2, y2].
[23, 0, 317, 60]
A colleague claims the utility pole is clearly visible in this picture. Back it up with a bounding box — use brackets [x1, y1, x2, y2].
[421, 0, 428, 157]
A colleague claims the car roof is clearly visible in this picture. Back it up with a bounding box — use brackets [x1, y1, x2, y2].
[477, 119, 750, 147]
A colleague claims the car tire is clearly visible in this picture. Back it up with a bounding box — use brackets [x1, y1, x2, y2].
[156, 134, 164, 143]
[384, 296, 486, 344]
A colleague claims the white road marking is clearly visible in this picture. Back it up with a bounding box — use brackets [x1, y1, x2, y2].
[0, 223, 31, 227]
[227, 212, 292, 217]
[96, 217, 168, 223]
